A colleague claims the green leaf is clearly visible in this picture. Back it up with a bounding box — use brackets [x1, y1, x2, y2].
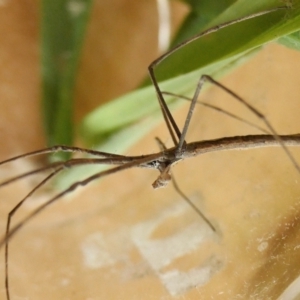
[41, 0, 93, 157]
[172, 0, 237, 46]
[278, 30, 300, 50]
[149, 1, 300, 84]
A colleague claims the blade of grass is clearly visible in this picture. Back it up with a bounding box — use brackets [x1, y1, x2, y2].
[41, 0, 93, 158]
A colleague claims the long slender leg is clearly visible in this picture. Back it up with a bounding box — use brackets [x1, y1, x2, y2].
[155, 137, 215, 231]
[0, 157, 136, 188]
[160, 70, 300, 230]
[5, 169, 63, 300]
[0, 150, 182, 192]
[168, 73, 300, 173]
[176, 76, 206, 153]
[2, 154, 145, 299]
[162, 91, 269, 134]
[148, 7, 286, 149]
[1, 148, 132, 299]
[171, 175, 215, 232]
[0, 145, 125, 167]
[0, 153, 163, 249]
[202, 75, 300, 173]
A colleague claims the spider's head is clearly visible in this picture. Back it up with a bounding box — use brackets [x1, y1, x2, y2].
[152, 164, 171, 189]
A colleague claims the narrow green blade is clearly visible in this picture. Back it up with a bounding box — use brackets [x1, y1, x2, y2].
[41, 0, 93, 157]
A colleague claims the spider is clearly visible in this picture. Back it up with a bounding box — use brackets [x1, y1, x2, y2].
[1, 4, 300, 300]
